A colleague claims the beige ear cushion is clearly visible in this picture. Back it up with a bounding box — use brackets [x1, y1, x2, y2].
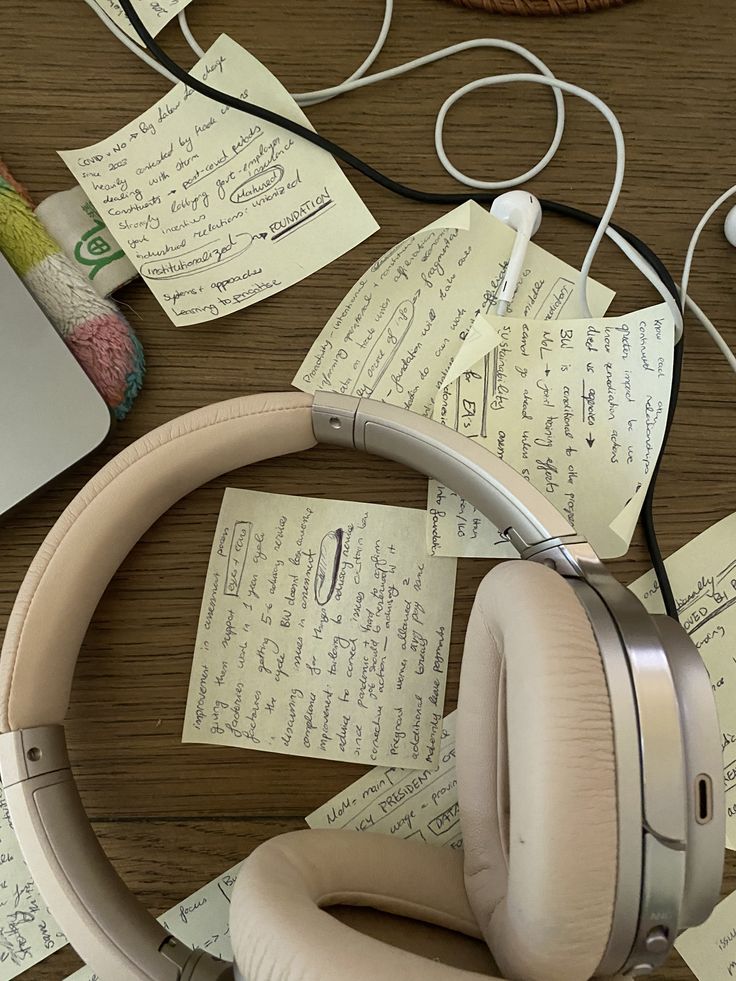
[0, 391, 316, 732]
[457, 561, 617, 981]
[230, 829, 502, 981]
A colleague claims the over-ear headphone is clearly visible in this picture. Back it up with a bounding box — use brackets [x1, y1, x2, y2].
[0, 391, 724, 980]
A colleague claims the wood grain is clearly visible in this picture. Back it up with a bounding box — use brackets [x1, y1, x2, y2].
[1, 0, 735, 977]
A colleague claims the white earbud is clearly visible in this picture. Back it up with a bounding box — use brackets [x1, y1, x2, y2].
[490, 191, 543, 315]
[724, 205, 736, 248]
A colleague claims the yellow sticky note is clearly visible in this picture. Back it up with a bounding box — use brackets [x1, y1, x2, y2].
[442, 313, 501, 389]
[92, 0, 194, 43]
[675, 889, 736, 979]
[59, 35, 378, 326]
[307, 712, 461, 847]
[0, 788, 66, 979]
[292, 201, 614, 418]
[629, 513, 736, 850]
[183, 489, 457, 770]
[427, 304, 675, 559]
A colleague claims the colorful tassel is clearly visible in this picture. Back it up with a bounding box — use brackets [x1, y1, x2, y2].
[0, 159, 144, 419]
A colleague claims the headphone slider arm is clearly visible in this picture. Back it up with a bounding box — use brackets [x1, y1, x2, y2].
[0, 726, 69, 788]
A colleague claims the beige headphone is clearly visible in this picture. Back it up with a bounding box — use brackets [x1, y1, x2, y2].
[0, 390, 724, 981]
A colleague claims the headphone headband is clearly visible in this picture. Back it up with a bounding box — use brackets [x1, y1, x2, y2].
[0, 390, 600, 980]
[0, 391, 598, 736]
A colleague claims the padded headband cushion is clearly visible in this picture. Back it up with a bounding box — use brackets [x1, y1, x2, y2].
[457, 562, 617, 981]
[230, 828, 499, 981]
[0, 392, 316, 732]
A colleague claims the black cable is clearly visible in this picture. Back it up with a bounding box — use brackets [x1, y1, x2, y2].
[641, 335, 683, 618]
[117, 0, 683, 619]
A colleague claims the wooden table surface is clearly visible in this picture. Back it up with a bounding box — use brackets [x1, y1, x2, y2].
[2, 0, 736, 977]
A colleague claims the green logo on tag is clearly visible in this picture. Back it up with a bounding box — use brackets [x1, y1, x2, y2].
[73, 201, 126, 280]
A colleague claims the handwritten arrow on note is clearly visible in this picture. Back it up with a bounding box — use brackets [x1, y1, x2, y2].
[544, 364, 551, 377]
[586, 432, 595, 447]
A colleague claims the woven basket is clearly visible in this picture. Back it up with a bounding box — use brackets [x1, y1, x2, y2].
[447, 0, 627, 13]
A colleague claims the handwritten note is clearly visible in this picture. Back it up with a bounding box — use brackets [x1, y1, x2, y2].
[67, 862, 242, 980]
[60, 35, 378, 325]
[307, 712, 461, 848]
[92, 0, 194, 43]
[629, 513, 736, 849]
[674, 889, 736, 981]
[676, 892, 736, 981]
[292, 200, 614, 418]
[0, 788, 65, 980]
[183, 489, 457, 769]
[427, 303, 675, 559]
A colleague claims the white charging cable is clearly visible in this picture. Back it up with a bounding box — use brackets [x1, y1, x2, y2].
[176, 7, 690, 335]
[178, 3, 395, 104]
[677, 183, 736, 372]
[83, 0, 686, 335]
[177, 7, 206, 59]
[84, 0, 180, 79]
[84, 2, 567, 193]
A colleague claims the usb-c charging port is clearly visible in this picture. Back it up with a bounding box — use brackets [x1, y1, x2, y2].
[696, 774, 713, 824]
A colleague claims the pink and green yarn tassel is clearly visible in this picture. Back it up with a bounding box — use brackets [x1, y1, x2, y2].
[0, 158, 144, 419]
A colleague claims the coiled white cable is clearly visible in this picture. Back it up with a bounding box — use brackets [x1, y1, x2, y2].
[179, 16, 660, 322]
[290, 0, 394, 106]
[85, 2, 565, 191]
[83, 0, 688, 334]
[178, 5, 686, 336]
[179, 11, 569, 196]
[178, 2, 395, 104]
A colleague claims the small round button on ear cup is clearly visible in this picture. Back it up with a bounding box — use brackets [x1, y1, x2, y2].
[645, 926, 670, 956]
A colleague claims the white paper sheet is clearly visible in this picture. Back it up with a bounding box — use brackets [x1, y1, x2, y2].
[60, 36, 378, 325]
[183, 489, 457, 770]
[293, 201, 614, 418]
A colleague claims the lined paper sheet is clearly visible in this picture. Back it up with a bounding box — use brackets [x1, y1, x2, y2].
[427, 303, 675, 559]
[293, 201, 614, 418]
[60, 35, 378, 325]
[307, 713, 460, 847]
[183, 489, 457, 770]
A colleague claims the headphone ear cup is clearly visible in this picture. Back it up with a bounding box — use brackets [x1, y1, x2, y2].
[229, 829, 498, 981]
[457, 561, 618, 981]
